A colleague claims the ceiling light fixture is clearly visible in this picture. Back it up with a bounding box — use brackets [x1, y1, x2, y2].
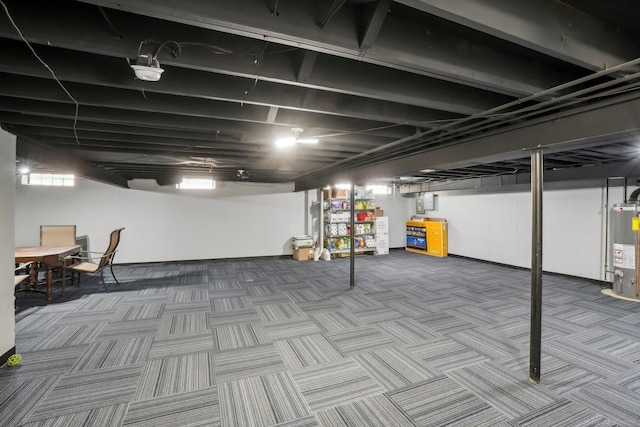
[129, 40, 181, 82]
[275, 127, 319, 148]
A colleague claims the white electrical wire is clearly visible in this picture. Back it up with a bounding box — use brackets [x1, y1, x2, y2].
[1, 0, 81, 144]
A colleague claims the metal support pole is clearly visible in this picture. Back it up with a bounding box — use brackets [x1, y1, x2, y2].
[350, 183, 355, 288]
[530, 147, 543, 384]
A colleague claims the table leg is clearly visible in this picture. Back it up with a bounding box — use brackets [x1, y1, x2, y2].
[46, 267, 53, 301]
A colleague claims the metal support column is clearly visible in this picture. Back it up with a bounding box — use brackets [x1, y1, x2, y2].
[530, 147, 543, 384]
[350, 183, 355, 288]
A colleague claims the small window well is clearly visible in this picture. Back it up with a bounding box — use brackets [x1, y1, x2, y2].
[176, 177, 215, 190]
[22, 173, 75, 187]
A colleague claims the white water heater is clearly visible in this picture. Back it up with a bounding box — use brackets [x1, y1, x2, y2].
[611, 203, 640, 299]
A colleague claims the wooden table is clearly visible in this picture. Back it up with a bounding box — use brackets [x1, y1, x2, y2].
[15, 245, 81, 301]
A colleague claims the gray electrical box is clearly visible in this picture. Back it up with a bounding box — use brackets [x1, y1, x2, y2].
[416, 193, 435, 214]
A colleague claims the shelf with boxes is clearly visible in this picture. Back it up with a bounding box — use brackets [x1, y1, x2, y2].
[405, 217, 448, 257]
[322, 187, 377, 256]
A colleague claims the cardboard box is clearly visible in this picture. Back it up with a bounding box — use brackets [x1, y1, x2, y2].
[332, 188, 349, 198]
[293, 247, 313, 261]
[375, 208, 384, 217]
[322, 189, 331, 200]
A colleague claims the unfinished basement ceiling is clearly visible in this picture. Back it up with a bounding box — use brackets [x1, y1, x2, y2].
[1, 0, 640, 190]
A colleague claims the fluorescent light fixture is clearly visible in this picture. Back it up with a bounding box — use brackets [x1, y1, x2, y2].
[22, 173, 75, 186]
[176, 177, 215, 189]
[335, 183, 351, 189]
[420, 169, 436, 173]
[18, 166, 29, 174]
[275, 137, 297, 148]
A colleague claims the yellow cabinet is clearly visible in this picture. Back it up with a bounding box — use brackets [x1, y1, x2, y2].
[405, 218, 447, 257]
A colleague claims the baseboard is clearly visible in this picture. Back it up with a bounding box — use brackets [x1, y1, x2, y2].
[0, 346, 16, 367]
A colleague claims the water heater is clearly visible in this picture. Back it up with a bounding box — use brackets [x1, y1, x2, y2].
[611, 203, 640, 299]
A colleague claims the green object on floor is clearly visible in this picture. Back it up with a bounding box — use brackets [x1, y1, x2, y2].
[6, 354, 22, 367]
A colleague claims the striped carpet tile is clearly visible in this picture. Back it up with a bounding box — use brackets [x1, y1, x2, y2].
[315, 394, 415, 427]
[163, 300, 212, 316]
[0, 346, 86, 382]
[376, 318, 441, 345]
[568, 381, 640, 425]
[171, 289, 209, 303]
[566, 329, 640, 363]
[213, 323, 271, 351]
[365, 290, 408, 303]
[21, 403, 129, 427]
[447, 362, 560, 418]
[157, 312, 211, 335]
[25, 364, 143, 422]
[214, 344, 287, 383]
[311, 311, 362, 332]
[248, 294, 293, 306]
[325, 326, 397, 356]
[209, 280, 243, 291]
[295, 299, 344, 314]
[450, 327, 520, 359]
[211, 297, 253, 312]
[208, 289, 248, 300]
[0, 375, 60, 426]
[256, 303, 306, 322]
[407, 337, 488, 372]
[74, 295, 124, 311]
[616, 371, 640, 393]
[386, 300, 435, 317]
[148, 331, 215, 359]
[354, 347, 439, 391]
[70, 336, 152, 373]
[263, 319, 323, 341]
[112, 303, 165, 322]
[274, 334, 343, 369]
[498, 352, 603, 397]
[335, 294, 381, 310]
[387, 376, 508, 427]
[351, 306, 405, 324]
[95, 318, 162, 341]
[15, 311, 66, 333]
[284, 289, 324, 303]
[26, 323, 107, 351]
[211, 308, 261, 326]
[413, 312, 474, 335]
[218, 371, 311, 427]
[545, 338, 638, 378]
[124, 388, 220, 427]
[265, 415, 318, 426]
[55, 308, 117, 325]
[134, 352, 215, 400]
[246, 284, 280, 296]
[506, 399, 615, 427]
[291, 359, 383, 412]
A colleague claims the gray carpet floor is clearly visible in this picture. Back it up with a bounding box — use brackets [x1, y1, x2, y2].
[3, 250, 640, 426]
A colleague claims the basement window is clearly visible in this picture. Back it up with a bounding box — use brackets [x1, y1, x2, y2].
[176, 177, 216, 190]
[366, 185, 392, 195]
[22, 173, 75, 187]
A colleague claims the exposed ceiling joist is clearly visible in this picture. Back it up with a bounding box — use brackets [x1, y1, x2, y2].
[396, 0, 640, 70]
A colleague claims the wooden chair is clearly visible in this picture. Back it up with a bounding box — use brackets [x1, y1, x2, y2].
[14, 262, 33, 311]
[40, 225, 77, 283]
[40, 225, 76, 246]
[63, 228, 124, 292]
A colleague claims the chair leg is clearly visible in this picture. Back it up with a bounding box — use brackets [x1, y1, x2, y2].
[100, 269, 109, 292]
[110, 264, 120, 285]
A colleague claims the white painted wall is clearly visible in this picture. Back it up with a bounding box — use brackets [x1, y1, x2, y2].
[15, 179, 313, 264]
[14, 173, 621, 282]
[1, 129, 16, 358]
[419, 186, 624, 281]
